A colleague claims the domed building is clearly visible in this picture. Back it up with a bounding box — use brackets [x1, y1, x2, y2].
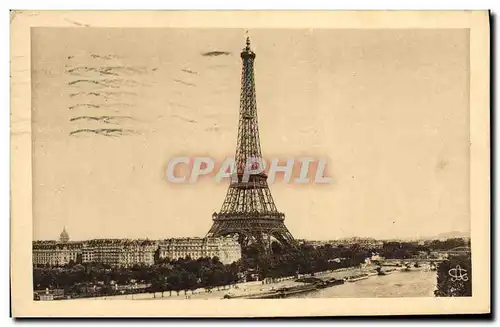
[59, 227, 70, 243]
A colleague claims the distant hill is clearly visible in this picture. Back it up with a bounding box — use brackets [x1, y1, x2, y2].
[432, 231, 470, 240]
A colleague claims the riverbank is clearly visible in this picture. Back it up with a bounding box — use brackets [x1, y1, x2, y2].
[70, 265, 377, 300]
[68, 264, 436, 300]
[291, 270, 437, 298]
[146, 266, 381, 300]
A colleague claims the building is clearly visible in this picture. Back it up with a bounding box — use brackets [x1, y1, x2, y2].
[33, 228, 241, 267]
[32, 241, 82, 266]
[82, 239, 157, 267]
[60, 227, 70, 243]
[34, 239, 159, 267]
[32, 228, 82, 266]
[158, 236, 241, 265]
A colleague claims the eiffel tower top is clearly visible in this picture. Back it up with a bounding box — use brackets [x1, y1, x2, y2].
[241, 36, 256, 59]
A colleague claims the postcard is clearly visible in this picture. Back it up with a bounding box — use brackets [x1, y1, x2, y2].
[10, 10, 490, 317]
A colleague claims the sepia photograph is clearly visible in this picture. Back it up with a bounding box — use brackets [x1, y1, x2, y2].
[10, 10, 490, 317]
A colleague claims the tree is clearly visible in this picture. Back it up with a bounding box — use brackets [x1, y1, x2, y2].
[199, 266, 212, 288]
[211, 256, 221, 265]
[184, 271, 198, 294]
[167, 273, 181, 296]
[147, 278, 165, 298]
[100, 284, 114, 296]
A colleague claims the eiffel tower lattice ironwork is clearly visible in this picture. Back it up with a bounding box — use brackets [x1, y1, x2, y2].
[206, 37, 298, 251]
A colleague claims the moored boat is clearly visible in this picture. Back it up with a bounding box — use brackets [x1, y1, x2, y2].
[317, 278, 345, 289]
[378, 268, 397, 275]
[376, 266, 398, 275]
[223, 283, 318, 299]
[296, 276, 345, 289]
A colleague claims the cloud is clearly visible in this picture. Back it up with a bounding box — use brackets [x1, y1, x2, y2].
[201, 51, 231, 57]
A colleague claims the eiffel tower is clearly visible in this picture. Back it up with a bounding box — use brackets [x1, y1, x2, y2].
[206, 37, 298, 251]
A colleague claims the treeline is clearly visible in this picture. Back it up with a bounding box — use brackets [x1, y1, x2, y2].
[379, 242, 429, 259]
[425, 238, 470, 251]
[147, 257, 239, 295]
[379, 238, 470, 259]
[241, 243, 370, 280]
[33, 257, 239, 298]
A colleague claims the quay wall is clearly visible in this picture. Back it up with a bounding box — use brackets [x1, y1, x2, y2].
[68, 266, 373, 301]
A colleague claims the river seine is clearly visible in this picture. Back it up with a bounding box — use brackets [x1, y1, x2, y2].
[105, 268, 438, 300]
[292, 270, 437, 298]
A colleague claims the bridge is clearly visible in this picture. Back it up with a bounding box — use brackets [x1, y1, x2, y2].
[382, 258, 444, 265]
[380, 246, 470, 266]
[446, 246, 471, 256]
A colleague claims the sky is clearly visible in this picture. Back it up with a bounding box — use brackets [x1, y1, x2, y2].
[31, 28, 470, 241]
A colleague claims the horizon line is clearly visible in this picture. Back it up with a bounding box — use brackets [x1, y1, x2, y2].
[33, 234, 471, 243]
